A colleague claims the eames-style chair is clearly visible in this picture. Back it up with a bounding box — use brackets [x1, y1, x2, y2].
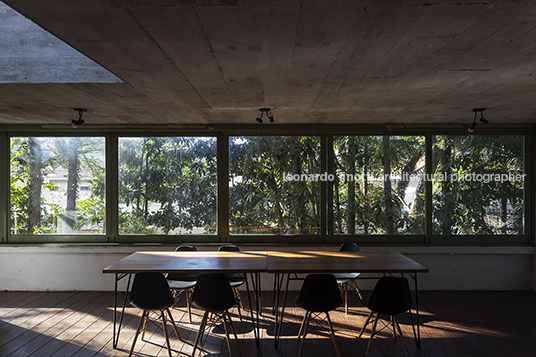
[332, 242, 363, 314]
[129, 272, 182, 357]
[295, 274, 342, 357]
[166, 245, 198, 322]
[359, 276, 413, 357]
[191, 273, 239, 357]
[218, 244, 246, 319]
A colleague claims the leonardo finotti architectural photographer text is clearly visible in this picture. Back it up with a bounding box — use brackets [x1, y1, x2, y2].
[283, 172, 526, 183]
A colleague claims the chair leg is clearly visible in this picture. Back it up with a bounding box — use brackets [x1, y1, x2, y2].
[222, 313, 234, 357]
[160, 310, 172, 357]
[365, 314, 380, 357]
[352, 279, 363, 299]
[302, 311, 312, 340]
[326, 312, 342, 357]
[186, 288, 193, 323]
[192, 311, 209, 357]
[394, 316, 412, 357]
[298, 311, 311, 357]
[226, 311, 239, 340]
[358, 310, 374, 338]
[129, 310, 147, 357]
[344, 283, 349, 314]
[166, 308, 182, 341]
[141, 311, 149, 340]
[234, 287, 245, 309]
[297, 313, 308, 341]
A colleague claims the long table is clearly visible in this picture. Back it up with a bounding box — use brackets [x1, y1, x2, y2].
[266, 251, 429, 347]
[103, 250, 428, 349]
[103, 251, 267, 348]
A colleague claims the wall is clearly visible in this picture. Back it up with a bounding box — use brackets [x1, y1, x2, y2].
[0, 245, 533, 292]
[533, 241, 536, 291]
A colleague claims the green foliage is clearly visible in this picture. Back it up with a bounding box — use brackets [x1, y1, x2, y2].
[332, 136, 425, 235]
[118, 137, 217, 235]
[10, 137, 106, 234]
[229, 136, 320, 234]
[432, 135, 524, 235]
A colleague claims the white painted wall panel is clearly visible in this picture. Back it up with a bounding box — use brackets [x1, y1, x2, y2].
[0, 246, 533, 292]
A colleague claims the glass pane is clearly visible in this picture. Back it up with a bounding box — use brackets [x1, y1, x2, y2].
[432, 135, 525, 235]
[332, 136, 425, 235]
[10, 137, 106, 234]
[118, 137, 217, 235]
[229, 136, 321, 235]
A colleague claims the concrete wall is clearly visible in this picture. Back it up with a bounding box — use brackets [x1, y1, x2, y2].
[0, 245, 533, 292]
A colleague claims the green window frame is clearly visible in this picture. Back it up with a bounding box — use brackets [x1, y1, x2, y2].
[1, 126, 532, 246]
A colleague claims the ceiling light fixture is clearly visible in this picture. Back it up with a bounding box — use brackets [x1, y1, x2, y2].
[468, 108, 488, 133]
[71, 108, 87, 128]
[256, 108, 274, 123]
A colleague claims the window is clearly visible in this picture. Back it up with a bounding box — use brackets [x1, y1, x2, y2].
[118, 137, 217, 235]
[229, 136, 321, 235]
[3, 128, 531, 245]
[330, 136, 425, 235]
[10, 137, 105, 234]
[432, 135, 525, 235]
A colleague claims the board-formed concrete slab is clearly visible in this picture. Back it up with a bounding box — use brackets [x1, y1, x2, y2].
[0, 1, 122, 83]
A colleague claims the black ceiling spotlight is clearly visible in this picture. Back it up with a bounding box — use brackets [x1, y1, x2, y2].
[71, 108, 87, 128]
[468, 108, 488, 133]
[256, 108, 274, 123]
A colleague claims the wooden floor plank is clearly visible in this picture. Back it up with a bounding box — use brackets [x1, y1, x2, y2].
[1, 290, 535, 357]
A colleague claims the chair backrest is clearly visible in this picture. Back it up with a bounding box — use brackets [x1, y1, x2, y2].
[191, 273, 237, 312]
[367, 277, 412, 316]
[339, 242, 359, 252]
[130, 272, 175, 311]
[296, 274, 342, 312]
[167, 245, 198, 280]
[176, 245, 197, 251]
[218, 244, 240, 252]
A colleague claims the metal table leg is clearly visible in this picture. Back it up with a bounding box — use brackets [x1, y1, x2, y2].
[112, 272, 132, 349]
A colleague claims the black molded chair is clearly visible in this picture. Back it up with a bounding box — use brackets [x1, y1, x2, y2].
[166, 245, 198, 322]
[359, 276, 413, 357]
[191, 273, 239, 357]
[332, 242, 363, 314]
[295, 274, 342, 357]
[129, 272, 181, 357]
[218, 245, 246, 319]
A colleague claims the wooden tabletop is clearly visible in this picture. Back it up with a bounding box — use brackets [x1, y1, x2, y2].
[266, 251, 429, 274]
[102, 251, 268, 274]
[103, 250, 428, 274]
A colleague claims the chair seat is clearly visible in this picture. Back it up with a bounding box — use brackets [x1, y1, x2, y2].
[167, 279, 197, 290]
[333, 272, 361, 283]
[228, 278, 246, 288]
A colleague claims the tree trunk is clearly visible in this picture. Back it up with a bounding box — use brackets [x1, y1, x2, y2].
[347, 137, 356, 234]
[28, 138, 42, 233]
[363, 139, 369, 234]
[441, 136, 453, 235]
[65, 138, 79, 230]
[501, 198, 508, 234]
[383, 136, 394, 234]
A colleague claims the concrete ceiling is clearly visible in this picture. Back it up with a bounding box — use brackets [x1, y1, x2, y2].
[1, 0, 536, 126]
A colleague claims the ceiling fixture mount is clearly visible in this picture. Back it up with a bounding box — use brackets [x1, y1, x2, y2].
[256, 108, 274, 123]
[71, 108, 87, 128]
[468, 108, 488, 133]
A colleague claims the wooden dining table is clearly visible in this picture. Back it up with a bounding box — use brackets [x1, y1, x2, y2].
[103, 250, 428, 349]
[266, 251, 429, 348]
[103, 251, 267, 348]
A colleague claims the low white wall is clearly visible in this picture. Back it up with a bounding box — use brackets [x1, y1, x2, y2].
[533, 249, 536, 291]
[0, 245, 533, 292]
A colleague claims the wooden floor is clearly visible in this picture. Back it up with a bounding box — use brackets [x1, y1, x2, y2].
[1, 290, 535, 357]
